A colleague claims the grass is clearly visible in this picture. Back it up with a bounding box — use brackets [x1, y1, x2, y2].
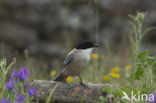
[0, 12, 156, 103]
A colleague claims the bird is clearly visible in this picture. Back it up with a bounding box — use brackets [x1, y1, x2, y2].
[53, 40, 98, 85]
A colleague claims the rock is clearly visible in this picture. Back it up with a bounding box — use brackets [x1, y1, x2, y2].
[30, 80, 115, 103]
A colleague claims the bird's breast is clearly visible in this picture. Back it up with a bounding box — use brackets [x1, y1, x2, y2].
[64, 52, 91, 76]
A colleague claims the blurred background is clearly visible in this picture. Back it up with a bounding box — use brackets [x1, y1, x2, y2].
[0, 0, 155, 83]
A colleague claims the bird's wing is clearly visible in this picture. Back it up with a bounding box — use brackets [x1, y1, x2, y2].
[62, 54, 73, 67]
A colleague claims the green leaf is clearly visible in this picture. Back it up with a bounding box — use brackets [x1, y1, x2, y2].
[134, 69, 144, 80]
[102, 87, 112, 93]
[137, 51, 148, 59]
[142, 27, 156, 38]
[113, 89, 122, 97]
[6, 62, 13, 73]
[128, 15, 137, 22]
[146, 56, 155, 66]
[120, 87, 129, 91]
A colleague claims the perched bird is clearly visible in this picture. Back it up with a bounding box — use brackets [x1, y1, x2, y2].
[53, 41, 98, 85]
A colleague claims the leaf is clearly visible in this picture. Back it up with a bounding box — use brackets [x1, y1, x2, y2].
[46, 84, 58, 103]
[120, 87, 129, 91]
[6, 62, 13, 73]
[102, 87, 112, 93]
[142, 27, 156, 38]
[128, 15, 137, 22]
[137, 51, 148, 59]
[113, 89, 122, 97]
[146, 56, 155, 66]
[134, 69, 144, 80]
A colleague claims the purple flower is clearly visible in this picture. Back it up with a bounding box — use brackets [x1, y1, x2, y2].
[18, 67, 28, 81]
[12, 69, 18, 78]
[15, 94, 27, 103]
[28, 88, 37, 96]
[23, 82, 29, 88]
[16, 79, 20, 83]
[6, 78, 14, 90]
[1, 98, 10, 103]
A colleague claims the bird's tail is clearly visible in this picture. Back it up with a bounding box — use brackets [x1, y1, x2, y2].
[53, 72, 68, 82]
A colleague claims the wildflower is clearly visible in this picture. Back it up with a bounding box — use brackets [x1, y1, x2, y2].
[125, 65, 132, 70]
[103, 75, 110, 81]
[50, 70, 57, 78]
[28, 88, 37, 96]
[12, 69, 18, 78]
[66, 76, 72, 83]
[91, 53, 99, 59]
[23, 82, 29, 88]
[111, 67, 120, 73]
[15, 94, 27, 103]
[6, 78, 14, 90]
[18, 67, 28, 81]
[16, 79, 20, 83]
[1, 98, 10, 103]
[111, 73, 120, 78]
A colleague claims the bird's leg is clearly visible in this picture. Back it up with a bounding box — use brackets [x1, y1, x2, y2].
[79, 75, 87, 86]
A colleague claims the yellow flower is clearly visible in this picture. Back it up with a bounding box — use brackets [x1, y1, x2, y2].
[50, 70, 57, 78]
[91, 53, 99, 59]
[111, 67, 120, 73]
[111, 73, 120, 78]
[125, 65, 132, 70]
[116, 101, 120, 103]
[66, 76, 72, 83]
[103, 75, 110, 81]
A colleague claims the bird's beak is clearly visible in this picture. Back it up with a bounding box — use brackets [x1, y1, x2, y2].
[94, 44, 99, 47]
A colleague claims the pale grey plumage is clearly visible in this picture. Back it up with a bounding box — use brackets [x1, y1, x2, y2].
[63, 48, 91, 76]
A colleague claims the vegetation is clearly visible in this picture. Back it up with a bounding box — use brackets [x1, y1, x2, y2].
[0, 59, 37, 103]
[97, 12, 156, 103]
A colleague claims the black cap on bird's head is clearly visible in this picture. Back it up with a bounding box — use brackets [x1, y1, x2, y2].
[76, 41, 98, 49]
